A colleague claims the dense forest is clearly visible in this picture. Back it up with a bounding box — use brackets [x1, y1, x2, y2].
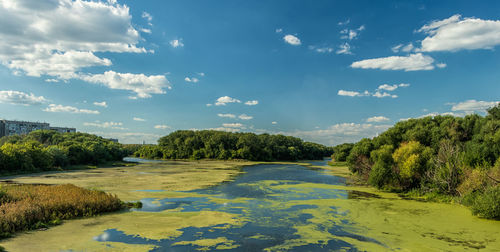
[333, 104, 500, 219]
[0, 131, 128, 174]
[135, 130, 333, 161]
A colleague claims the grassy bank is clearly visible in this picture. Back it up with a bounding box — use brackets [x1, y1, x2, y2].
[0, 183, 137, 238]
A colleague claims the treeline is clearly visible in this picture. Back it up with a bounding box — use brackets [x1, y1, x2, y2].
[135, 130, 333, 161]
[335, 105, 500, 219]
[0, 130, 128, 174]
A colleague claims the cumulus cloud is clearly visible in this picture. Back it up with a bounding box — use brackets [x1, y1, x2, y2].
[392, 43, 414, 53]
[0, 90, 48, 106]
[336, 42, 352, 55]
[286, 123, 391, 146]
[215, 96, 241, 106]
[378, 83, 410, 91]
[275, 28, 283, 33]
[93, 101, 107, 107]
[142, 11, 153, 25]
[0, 0, 147, 80]
[218, 113, 236, 118]
[170, 39, 184, 48]
[272, 121, 278, 125]
[337, 90, 369, 97]
[43, 104, 99, 114]
[79, 71, 170, 98]
[338, 83, 409, 99]
[222, 123, 243, 128]
[238, 114, 253, 120]
[245, 100, 258, 106]
[418, 15, 500, 52]
[88, 131, 161, 144]
[283, 34, 301, 46]
[351, 53, 439, 71]
[338, 19, 350, 26]
[154, 125, 170, 129]
[451, 100, 499, 113]
[366, 116, 390, 122]
[184, 77, 199, 83]
[133, 117, 146, 121]
[340, 25, 365, 40]
[83, 121, 126, 130]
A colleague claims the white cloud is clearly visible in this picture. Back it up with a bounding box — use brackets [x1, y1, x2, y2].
[205, 127, 241, 133]
[285, 123, 392, 146]
[184, 77, 199, 83]
[309, 45, 334, 53]
[79, 71, 170, 99]
[245, 100, 259, 106]
[154, 125, 170, 129]
[338, 19, 350, 26]
[275, 28, 283, 33]
[43, 104, 99, 114]
[0, 90, 48, 106]
[451, 100, 499, 113]
[45, 79, 59, 83]
[83, 121, 126, 130]
[272, 121, 278, 125]
[142, 11, 153, 23]
[283, 34, 301, 46]
[391, 44, 403, 53]
[378, 83, 410, 91]
[418, 15, 500, 52]
[238, 114, 253, 120]
[206, 103, 213, 107]
[372, 91, 397, 98]
[170, 39, 184, 48]
[93, 101, 107, 107]
[340, 25, 364, 40]
[366, 116, 390, 122]
[339, 83, 408, 99]
[351, 53, 439, 71]
[222, 123, 243, 128]
[197, 72, 205, 77]
[140, 28, 152, 34]
[337, 90, 369, 97]
[218, 113, 236, 118]
[436, 63, 447, 68]
[0, 0, 147, 80]
[336, 42, 352, 55]
[215, 96, 241, 106]
[133, 117, 146, 121]
[88, 131, 161, 144]
[401, 43, 414, 52]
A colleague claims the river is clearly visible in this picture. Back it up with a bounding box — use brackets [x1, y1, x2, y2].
[2, 160, 499, 251]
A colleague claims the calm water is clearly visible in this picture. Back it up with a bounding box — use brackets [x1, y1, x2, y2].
[93, 160, 383, 251]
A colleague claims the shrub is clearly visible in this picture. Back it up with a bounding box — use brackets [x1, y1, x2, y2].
[468, 186, 500, 219]
[368, 145, 395, 189]
[393, 141, 433, 189]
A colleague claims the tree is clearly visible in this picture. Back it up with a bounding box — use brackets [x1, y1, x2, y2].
[369, 145, 395, 189]
[393, 141, 433, 189]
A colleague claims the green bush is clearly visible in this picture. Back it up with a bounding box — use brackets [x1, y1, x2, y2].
[369, 145, 395, 189]
[467, 186, 500, 219]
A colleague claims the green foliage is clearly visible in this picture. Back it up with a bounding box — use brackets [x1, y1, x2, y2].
[341, 104, 500, 219]
[392, 141, 433, 188]
[137, 130, 332, 161]
[0, 130, 128, 174]
[331, 143, 354, 162]
[368, 145, 395, 189]
[464, 186, 500, 220]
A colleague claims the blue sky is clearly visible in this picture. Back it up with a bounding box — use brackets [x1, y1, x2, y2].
[0, 0, 499, 145]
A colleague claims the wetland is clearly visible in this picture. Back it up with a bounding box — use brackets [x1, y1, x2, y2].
[0, 159, 499, 251]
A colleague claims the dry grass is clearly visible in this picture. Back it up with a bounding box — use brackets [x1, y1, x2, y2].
[0, 184, 122, 237]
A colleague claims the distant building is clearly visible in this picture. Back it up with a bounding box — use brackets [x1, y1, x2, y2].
[0, 119, 76, 137]
[49, 127, 76, 134]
